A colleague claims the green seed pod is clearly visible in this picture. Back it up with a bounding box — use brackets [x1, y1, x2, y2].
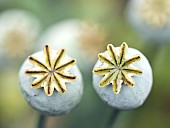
[19, 45, 84, 115]
[0, 9, 41, 60]
[36, 19, 107, 71]
[126, 0, 170, 42]
[93, 42, 153, 110]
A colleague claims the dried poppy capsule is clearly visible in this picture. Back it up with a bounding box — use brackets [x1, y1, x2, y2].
[0, 9, 41, 61]
[19, 45, 84, 115]
[93, 42, 153, 110]
[36, 19, 107, 71]
[125, 0, 170, 42]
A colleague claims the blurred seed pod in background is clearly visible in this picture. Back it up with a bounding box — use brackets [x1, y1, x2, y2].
[37, 19, 108, 72]
[125, 0, 170, 43]
[0, 9, 41, 66]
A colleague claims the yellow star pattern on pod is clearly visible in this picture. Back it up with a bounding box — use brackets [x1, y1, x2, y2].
[93, 42, 143, 94]
[25, 45, 77, 96]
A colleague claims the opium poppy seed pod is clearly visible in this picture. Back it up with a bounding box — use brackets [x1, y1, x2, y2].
[125, 0, 170, 43]
[0, 9, 41, 61]
[19, 45, 84, 115]
[36, 19, 107, 71]
[93, 42, 152, 110]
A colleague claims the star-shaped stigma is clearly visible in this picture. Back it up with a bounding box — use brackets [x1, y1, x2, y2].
[25, 45, 77, 96]
[93, 42, 143, 94]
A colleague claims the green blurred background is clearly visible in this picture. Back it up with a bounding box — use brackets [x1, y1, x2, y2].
[0, 0, 170, 128]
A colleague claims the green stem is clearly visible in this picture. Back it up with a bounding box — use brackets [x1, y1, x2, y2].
[37, 114, 46, 128]
[101, 108, 121, 128]
[107, 109, 120, 128]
